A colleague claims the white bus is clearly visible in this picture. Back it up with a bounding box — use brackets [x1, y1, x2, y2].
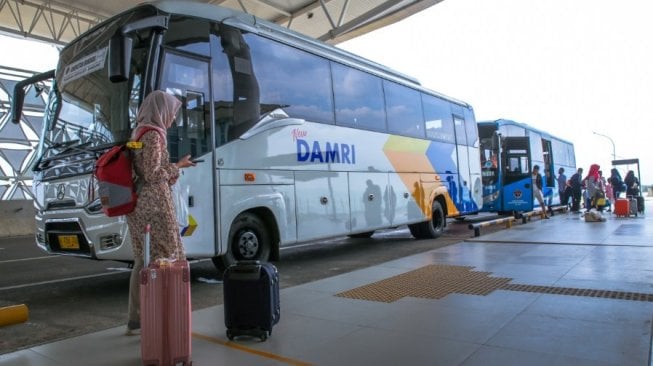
[12, 1, 481, 271]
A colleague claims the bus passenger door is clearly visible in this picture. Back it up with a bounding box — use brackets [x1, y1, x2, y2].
[480, 132, 501, 211]
[453, 116, 471, 213]
[159, 50, 216, 258]
[501, 136, 532, 212]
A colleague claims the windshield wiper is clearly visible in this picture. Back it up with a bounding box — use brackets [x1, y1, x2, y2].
[38, 140, 95, 168]
[47, 139, 80, 150]
[59, 141, 94, 155]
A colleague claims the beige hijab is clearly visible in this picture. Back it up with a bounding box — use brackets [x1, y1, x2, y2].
[131, 90, 182, 143]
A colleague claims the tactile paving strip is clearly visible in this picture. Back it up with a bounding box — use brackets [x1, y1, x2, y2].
[335, 264, 653, 303]
[336, 264, 512, 303]
[500, 283, 653, 302]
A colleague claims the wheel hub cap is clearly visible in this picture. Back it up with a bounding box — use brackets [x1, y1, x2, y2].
[238, 230, 259, 258]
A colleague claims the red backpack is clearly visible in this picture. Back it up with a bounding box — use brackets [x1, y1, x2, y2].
[94, 128, 157, 217]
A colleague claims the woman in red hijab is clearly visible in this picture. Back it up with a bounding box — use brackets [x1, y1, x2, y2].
[584, 164, 603, 209]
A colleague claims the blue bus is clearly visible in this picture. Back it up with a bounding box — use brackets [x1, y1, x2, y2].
[478, 119, 576, 214]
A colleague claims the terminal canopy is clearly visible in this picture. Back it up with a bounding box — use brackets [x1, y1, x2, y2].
[0, 0, 443, 46]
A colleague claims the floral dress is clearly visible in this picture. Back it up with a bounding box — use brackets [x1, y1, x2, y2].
[127, 131, 185, 262]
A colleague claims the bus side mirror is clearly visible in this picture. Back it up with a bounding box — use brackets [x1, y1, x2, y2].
[108, 32, 132, 83]
[11, 69, 55, 124]
[11, 83, 26, 124]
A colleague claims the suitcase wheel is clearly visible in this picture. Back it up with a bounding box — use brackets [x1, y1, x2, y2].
[226, 328, 270, 341]
[259, 331, 268, 341]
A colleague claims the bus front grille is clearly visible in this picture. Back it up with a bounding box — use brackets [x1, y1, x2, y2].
[45, 222, 91, 255]
[47, 200, 77, 210]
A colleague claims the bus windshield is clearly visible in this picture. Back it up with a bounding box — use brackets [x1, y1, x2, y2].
[36, 9, 155, 168]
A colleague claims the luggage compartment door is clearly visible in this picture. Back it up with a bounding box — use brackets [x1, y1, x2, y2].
[295, 171, 350, 241]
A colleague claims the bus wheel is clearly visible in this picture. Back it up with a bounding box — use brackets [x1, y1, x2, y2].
[348, 231, 374, 239]
[212, 212, 271, 276]
[409, 201, 445, 239]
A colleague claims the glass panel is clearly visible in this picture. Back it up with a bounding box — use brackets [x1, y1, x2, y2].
[245, 33, 334, 124]
[454, 117, 467, 145]
[210, 26, 233, 146]
[422, 94, 454, 143]
[528, 131, 543, 163]
[506, 155, 530, 174]
[163, 16, 210, 57]
[464, 107, 478, 147]
[499, 124, 526, 137]
[384, 81, 424, 138]
[333, 63, 385, 131]
[159, 51, 211, 162]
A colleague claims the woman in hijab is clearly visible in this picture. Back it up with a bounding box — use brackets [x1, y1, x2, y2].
[609, 168, 624, 199]
[584, 164, 603, 209]
[624, 170, 640, 197]
[125, 90, 195, 335]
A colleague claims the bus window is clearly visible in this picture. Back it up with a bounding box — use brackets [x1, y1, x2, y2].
[464, 108, 479, 147]
[454, 116, 467, 145]
[163, 15, 210, 57]
[529, 131, 543, 163]
[159, 50, 211, 162]
[507, 155, 529, 175]
[384, 80, 424, 138]
[499, 124, 526, 137]
[209, 25, 234, 147]
[422, 94, 454, 143]
[333, 63, 385, 131]
[246, 33, 334, 124]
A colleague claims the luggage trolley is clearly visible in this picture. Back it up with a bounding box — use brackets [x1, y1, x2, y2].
[612, 158, 645, 215]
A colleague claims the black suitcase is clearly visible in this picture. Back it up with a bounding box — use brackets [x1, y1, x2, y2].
[636, 196, 645, 213]
[223, 261, 280, 341]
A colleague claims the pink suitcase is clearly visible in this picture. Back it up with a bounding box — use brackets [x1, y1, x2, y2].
[140, 225, 192, 366]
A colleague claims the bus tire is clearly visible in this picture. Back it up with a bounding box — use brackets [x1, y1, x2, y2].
[348, 231, 374, 239]
[409, 200, 445, 239]
[407, 223, 423, 238]
[212, 212, 271, 276]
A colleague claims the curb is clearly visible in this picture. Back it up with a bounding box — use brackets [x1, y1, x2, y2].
[0, 304, 29, 327]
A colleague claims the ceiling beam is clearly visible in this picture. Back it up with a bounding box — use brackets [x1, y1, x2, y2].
[0, 0, 102, 44]
[318, 0, 444, 43]
[0, 0, 443, 46]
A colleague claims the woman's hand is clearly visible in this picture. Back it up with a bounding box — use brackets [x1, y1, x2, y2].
[176, 154, 196, 169]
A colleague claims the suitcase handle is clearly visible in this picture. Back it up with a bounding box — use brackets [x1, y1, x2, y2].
[144, 224, 151, 267]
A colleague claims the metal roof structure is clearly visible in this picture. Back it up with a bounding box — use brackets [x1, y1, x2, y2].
[0, 0, 443, 46]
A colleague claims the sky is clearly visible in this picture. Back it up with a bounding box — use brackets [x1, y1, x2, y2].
[1, 0, 652, 184]
[0, 35, 59, 72]
[340, 0, 653, 184]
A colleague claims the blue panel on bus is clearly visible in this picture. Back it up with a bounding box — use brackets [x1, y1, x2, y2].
[459, 184, 479, 213]
[502, 178, 533, 211]
[425, 142, 457, 173]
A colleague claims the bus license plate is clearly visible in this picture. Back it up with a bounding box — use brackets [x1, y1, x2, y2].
[58, 235, 80, 250]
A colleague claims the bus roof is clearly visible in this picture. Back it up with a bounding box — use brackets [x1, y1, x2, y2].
[65, 0, 472, 110]
[478, 118, 574, 146]
[152, 1, 472, 108]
